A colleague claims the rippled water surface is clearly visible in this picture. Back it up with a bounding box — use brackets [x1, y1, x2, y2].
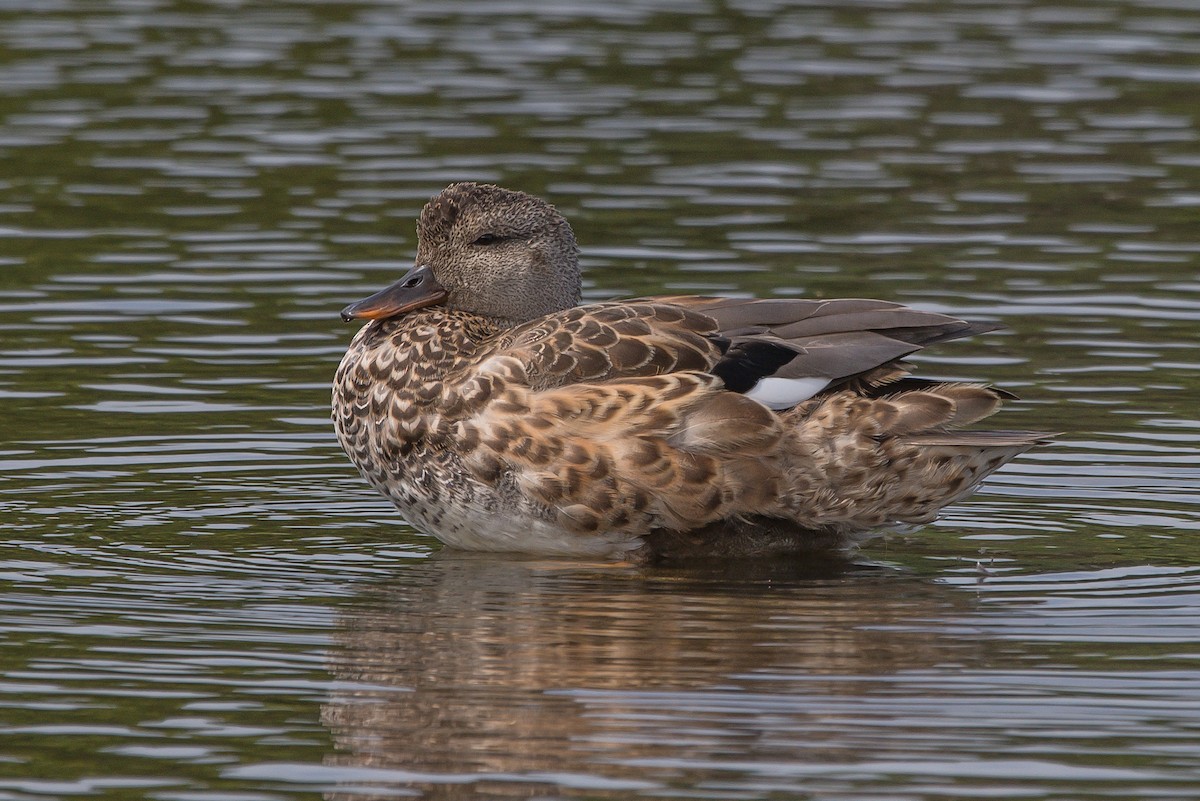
[2, 1, 1199, 798]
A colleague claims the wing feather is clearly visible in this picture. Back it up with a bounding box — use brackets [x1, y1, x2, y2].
[645, 295, 1003, 402]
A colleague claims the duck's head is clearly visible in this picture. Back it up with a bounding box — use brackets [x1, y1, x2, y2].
[341, 182, 581, 325]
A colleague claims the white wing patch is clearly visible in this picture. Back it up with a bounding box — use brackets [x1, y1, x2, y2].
[745, 376, 829, 410]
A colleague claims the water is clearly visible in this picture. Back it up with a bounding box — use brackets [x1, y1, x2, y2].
[1, 0, 1199, 798]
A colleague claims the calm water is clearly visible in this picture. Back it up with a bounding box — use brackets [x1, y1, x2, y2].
[2, 0, 1199, 798]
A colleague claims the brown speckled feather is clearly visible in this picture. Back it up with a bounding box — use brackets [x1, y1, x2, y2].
[479, 301, 721, 386]
[333, 182, 1051, 560]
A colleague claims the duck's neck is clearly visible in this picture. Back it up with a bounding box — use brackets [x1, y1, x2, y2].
[442, 302, 529, 332]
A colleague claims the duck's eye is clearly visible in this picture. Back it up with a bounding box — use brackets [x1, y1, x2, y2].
[473, 232, 503, 246]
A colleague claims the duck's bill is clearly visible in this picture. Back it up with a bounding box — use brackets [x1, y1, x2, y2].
[340, 264, 448, 322]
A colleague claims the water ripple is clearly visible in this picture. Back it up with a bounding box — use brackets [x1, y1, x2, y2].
[0, 0, 1198, 798]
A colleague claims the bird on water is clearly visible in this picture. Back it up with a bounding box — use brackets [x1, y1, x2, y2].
[333, 182, 1048, 561]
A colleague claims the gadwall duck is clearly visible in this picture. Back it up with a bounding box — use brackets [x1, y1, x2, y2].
[333, 182, 1048, 560]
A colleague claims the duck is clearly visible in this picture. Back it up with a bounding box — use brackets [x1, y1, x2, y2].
[333, 182, 1048, 561]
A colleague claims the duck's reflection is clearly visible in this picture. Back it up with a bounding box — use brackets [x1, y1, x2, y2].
[322, 553, 982, 798]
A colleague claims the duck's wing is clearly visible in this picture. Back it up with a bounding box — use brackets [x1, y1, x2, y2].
[645, 295, 1000, 409]
[448, 296, 1000, 411]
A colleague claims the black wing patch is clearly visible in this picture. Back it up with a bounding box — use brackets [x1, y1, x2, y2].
[710, 340, 800, 394]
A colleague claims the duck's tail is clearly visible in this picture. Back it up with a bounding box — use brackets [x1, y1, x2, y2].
[775, 383, 1051, 534]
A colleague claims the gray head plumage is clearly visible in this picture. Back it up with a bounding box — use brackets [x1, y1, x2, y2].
[415, 182, 581, 324]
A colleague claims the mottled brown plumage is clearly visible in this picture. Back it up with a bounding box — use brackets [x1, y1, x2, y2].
[333, 182, 1049, 560]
